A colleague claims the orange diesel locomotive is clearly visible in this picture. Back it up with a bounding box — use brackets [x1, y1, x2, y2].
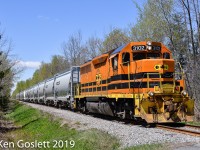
[75, 41, 194, 123]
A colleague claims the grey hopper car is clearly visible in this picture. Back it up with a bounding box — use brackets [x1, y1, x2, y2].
[44, 77, 55, 105]
[29, 87, 35, 102]
[16, 93, 19, 100]
[23, 90, 28, 102]
[54, 66, 80, 108]
[37, 81, 45, 103]
[19, 91, 24, 101]
[33, 85, 38, 103]
[25, 88, 31, 102]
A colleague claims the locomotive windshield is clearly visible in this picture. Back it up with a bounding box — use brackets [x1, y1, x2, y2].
[133, 52, 160, 60]
[133, 53, 146, 60]
[147, 53, 160, 58]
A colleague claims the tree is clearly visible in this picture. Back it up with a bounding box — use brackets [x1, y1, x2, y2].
[85, 36, 103, 59]
[130, 0, 189, 60]
[39, 62, 52, 80]
[177, 0, 200, 118]
[102, 28, 130, 52]
[0, 26, 20, 111]
[50, 55, 70, 74]
[179, 0, 197, 63]
[130, 0, 174, 42]
[62, 31, 85, 66]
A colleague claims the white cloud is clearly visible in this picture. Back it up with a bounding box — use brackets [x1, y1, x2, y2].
[17, 60, 41, 69]
[37, 15, 50, 20]
[37, 15, 59, 22]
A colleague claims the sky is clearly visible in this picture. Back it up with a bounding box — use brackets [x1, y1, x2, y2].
[0, 0, 145, 89]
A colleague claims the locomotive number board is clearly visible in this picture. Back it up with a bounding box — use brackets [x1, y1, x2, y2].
[132, 45, 161, 51]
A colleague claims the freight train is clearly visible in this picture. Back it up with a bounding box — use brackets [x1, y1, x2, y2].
[16, 41, 194, 123]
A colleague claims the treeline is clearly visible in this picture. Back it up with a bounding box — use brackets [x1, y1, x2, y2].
[13, 0, 200, 117]
[0, 26, 20, 111]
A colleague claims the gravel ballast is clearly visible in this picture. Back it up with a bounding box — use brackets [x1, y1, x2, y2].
[24, 102, 200, 148]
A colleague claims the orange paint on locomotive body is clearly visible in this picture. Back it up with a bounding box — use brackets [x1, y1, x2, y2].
[76, 41, 194, 123]
[80, 41, 174, 95]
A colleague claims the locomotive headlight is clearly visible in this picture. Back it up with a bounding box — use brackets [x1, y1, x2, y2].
[148, 91, 154, 97]
[147, 45, 152, 50]
[181, 90, 187, 96]
[147, 41, 152, 46]
[147, 41, 152, 50]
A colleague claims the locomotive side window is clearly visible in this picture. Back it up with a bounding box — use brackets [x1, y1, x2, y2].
[112, 56, 118, 70]
[133, 53, 146, 60]
[163, 52, 170, 59]
[122, 52, 130, 66]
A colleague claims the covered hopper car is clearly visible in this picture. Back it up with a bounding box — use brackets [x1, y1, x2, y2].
[18, 66, 80, 108]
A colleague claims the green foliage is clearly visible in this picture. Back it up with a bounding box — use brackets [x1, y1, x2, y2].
[6, 103, 119, 150]
[0, 71, 4, 78]
[0, 96, 9, 112]
[103, 28, 130, 51]
[73, 129, 119, 150]
[51, 55, 69, 75]
[0, 32, 15, 109]
[186, 121, 200, 126]
[130, 0, 174, 42]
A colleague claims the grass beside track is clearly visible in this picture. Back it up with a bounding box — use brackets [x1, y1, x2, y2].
[3, 101, 184, 150]
[186, 121, 200, 126]
[5, 101, 119, 150]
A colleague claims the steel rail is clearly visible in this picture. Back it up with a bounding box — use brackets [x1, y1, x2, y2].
[156, 124, 200, 137]
[184, 124, 200, 130]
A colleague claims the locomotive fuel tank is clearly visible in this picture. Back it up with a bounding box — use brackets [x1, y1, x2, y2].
[86, 102, 114, 116]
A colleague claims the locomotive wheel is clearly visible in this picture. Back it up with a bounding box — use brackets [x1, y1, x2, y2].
[46, 101, 50, 106]
[58, 103, 62, 109]
[119, 109, 131, 120]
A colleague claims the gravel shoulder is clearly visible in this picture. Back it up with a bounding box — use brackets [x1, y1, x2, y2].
[23, 102, 200, 148]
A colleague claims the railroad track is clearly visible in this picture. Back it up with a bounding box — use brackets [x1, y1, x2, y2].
[184, 124, 200, 130]
[156, 124, 200, 137]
